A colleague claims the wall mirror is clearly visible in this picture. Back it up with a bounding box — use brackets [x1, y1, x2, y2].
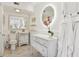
[42, 5, 55, 27]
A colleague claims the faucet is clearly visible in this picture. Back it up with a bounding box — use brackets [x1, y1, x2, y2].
[48, 30, 54, 36]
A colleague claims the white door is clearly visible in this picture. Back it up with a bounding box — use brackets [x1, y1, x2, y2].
[0, 5, 4, 56]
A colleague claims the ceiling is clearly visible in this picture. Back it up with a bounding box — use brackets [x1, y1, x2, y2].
[1, 2, 37, 12]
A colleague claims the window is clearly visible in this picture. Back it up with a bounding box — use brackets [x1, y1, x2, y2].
[9, 16, 25, 30]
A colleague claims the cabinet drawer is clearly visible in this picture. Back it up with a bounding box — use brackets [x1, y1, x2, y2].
[33, 36, 48, 47]
[31, 40, 48, 56]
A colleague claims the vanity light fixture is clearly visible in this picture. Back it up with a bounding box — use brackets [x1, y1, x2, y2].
[16, 9, 20, 12]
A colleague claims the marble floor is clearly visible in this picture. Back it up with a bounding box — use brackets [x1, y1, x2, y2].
[3, 45, 43, 57]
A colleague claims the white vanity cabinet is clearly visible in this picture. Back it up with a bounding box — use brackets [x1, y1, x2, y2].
[31, 34, 58, 57]
[18, 32, 29, 46]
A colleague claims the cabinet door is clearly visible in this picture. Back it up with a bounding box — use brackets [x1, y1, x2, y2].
[24, 34, 29, 44]
[35, 37, 48, 47]
[19, 34, 28, 45]
[31, 39, 48, 57]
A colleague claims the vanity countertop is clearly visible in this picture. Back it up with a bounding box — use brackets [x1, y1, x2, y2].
[17, 30, 29, 34]
[33, 33, 57, 41]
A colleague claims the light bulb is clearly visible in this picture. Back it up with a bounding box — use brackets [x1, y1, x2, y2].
[16, 9, 20, 12]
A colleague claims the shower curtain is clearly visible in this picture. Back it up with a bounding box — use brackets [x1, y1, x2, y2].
[73, 21, 79, 57]
[57, 22, 74, 57]
[57, 19, 79, 57]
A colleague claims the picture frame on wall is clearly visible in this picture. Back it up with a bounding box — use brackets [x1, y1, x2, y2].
[30, 16, 36, 26]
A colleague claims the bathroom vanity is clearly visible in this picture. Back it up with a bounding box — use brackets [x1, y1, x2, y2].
[18, 31, 29, 46]
[31, 33, 57, 57]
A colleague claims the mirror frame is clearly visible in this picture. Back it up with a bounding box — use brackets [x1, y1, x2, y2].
[41, 4, 56, 28]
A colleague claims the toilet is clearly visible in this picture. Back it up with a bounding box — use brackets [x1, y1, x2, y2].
[9, 32, 17, 54]
[9, 39, 17, 54]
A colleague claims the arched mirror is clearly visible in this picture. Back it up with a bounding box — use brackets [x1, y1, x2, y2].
[42, 6, 55, 27]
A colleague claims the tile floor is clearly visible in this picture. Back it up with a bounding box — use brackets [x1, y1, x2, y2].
[3, 45, 43, 57]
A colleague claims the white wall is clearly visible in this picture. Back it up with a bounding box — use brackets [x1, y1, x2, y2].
[0, 4, 4, 56]
[33, 2, 64, 37]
